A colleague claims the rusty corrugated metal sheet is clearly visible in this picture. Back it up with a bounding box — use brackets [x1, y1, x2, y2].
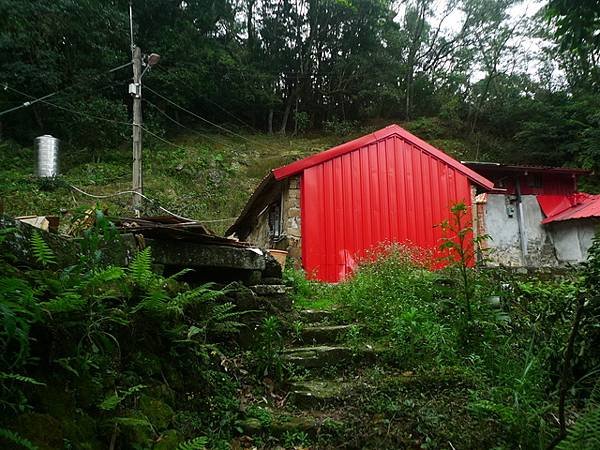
[301, 134, 474, 282]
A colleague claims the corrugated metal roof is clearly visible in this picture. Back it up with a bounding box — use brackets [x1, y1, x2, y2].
[539, 193, 600, 224]
[464, 161, 591, 175]
[274, 124, 495, 190]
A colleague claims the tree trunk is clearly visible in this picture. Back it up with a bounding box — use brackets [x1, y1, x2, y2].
[279, 95, 293, 135]
[267, 109, 273, 134]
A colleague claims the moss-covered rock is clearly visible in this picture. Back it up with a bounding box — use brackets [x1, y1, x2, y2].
[36, 382, 76, 418]
[13, 413, 64, 450]
[61, 413, 103, 450]
[139, 395, 175, 430]
[153, 429, 183, 450]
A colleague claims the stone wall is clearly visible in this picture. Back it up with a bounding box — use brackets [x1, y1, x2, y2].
[243, 175, 302, 266]
[280, 175, 302, 264]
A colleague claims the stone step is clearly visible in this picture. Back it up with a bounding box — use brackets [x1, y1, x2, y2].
[288, 379, 351, 409]
[282, 344, 375, 369]
[250, 284, 291, 296]
[236, 411, 346, 438]
[299, 308, 337, 323]
[300, 324, 352, 345]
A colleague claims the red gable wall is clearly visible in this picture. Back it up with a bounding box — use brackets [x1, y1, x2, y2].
[300, 134, 474, 282]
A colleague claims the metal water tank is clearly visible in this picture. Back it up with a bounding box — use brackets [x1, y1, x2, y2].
[34, 135, 60, 177]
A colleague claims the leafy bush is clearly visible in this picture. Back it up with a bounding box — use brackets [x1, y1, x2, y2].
[0, 213, 244, 448]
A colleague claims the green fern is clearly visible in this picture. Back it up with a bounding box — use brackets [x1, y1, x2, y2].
[0, 372, 45, 386]
[129, 247, 153, 288]
[43, 293, 86, 314]
[557, 406, 600, 450]
[168, 284, 223, 316]
[0, 428, 38, 450]
[177, 436, 208, 450]
[87, 266, 125, 287]
[208, 302, 243, 335]
[30, 231, 55, 266]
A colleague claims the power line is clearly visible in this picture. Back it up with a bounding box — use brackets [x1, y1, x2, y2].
[153, 65, 260, 133]
[4, 84, 132, 127]
[69, 183, 236, 224]
[144, 86, 277, 152]
[69, 183, 196, 222]
[0, 61, 133, 117]
[143, 97, 235, 149]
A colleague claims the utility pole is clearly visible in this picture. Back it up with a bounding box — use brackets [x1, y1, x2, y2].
[131, 46, 143, 214]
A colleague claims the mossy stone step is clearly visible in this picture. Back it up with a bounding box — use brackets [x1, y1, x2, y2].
[236, 411, 346, 438]
[288, 379, 354, 409]
[299, 308, 337, 323]
[282, 344, 375, 369]
[301, 324, 352, 345]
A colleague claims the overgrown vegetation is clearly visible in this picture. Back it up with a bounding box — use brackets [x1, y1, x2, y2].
[282, 227, 600, 449]
[0, 215, 247, 449]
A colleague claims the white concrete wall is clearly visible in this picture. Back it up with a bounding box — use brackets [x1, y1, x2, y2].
[551, 219, 599, 263]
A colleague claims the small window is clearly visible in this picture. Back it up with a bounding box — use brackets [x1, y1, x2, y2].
[527, 174, 543, 189]
[268, 204, 281, 238]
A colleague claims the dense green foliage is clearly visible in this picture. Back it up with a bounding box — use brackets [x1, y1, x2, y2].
[0, 0, 599, 181]
[0, 216, 246, 449]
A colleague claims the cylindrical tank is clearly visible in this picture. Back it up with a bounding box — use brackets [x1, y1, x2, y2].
[34, 135, 60, 177]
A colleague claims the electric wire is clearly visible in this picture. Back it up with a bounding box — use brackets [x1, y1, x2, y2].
[0, 60, 133, 117]
[4, 84, 132, 127]
[143, 97, 234, 149]
[68, 183, 236, 223]
[154, 64, 259, 133]
[144, 86, 277, 152]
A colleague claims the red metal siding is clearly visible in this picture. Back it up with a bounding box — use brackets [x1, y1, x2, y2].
[301, 135, 473, 282]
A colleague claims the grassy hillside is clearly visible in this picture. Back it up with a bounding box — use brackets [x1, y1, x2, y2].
[0, 118, 498, 234]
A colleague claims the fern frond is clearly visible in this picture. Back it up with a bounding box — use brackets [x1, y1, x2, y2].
[557, 406, 600, 450]
[129, 247, 153, 288]
[132, 290, 170, 314]
[0, 428, 38, 450]
[177, 436, 208, 450]
[87, 266, 125, 287]
[43, 293, 86, 314]
[207, 302, 242, 334]
[167, 268, 194, 280]
[30, 231, 55, 266]
[0, 372, 45, 386]
[113, 417, 153, 428]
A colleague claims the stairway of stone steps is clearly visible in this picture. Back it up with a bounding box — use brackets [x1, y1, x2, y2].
[237, 307, 379, 446]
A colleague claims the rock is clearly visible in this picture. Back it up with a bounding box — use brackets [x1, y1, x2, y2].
[61, 413, 102, 450]
[270, 415, 317, 434]
[154, 429, 183, 450]
[301, 325, 351, 345]
[236, 417, 264, 434]
[288, 380, 350, 409]
[263, 251, 282, 278]
[146, 238, 266, 271]
[13, 413, 64, 450]
[250, 284, 289, 296]
[282, 345, 376, 369]
[139, 395, 175, 430]
[282, 346, 352, 369]
[299, 309, 337, 323]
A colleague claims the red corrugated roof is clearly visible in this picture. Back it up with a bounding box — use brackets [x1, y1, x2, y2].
[463, 161, 591, 175]
[539, 193, 600, 224]
[272, 124, 495, 190]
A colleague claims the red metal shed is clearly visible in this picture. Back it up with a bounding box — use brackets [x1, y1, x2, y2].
[228, 125, 494, 282]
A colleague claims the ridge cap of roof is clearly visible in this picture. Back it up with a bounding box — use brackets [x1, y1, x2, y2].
[272, 124, 494, 190]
